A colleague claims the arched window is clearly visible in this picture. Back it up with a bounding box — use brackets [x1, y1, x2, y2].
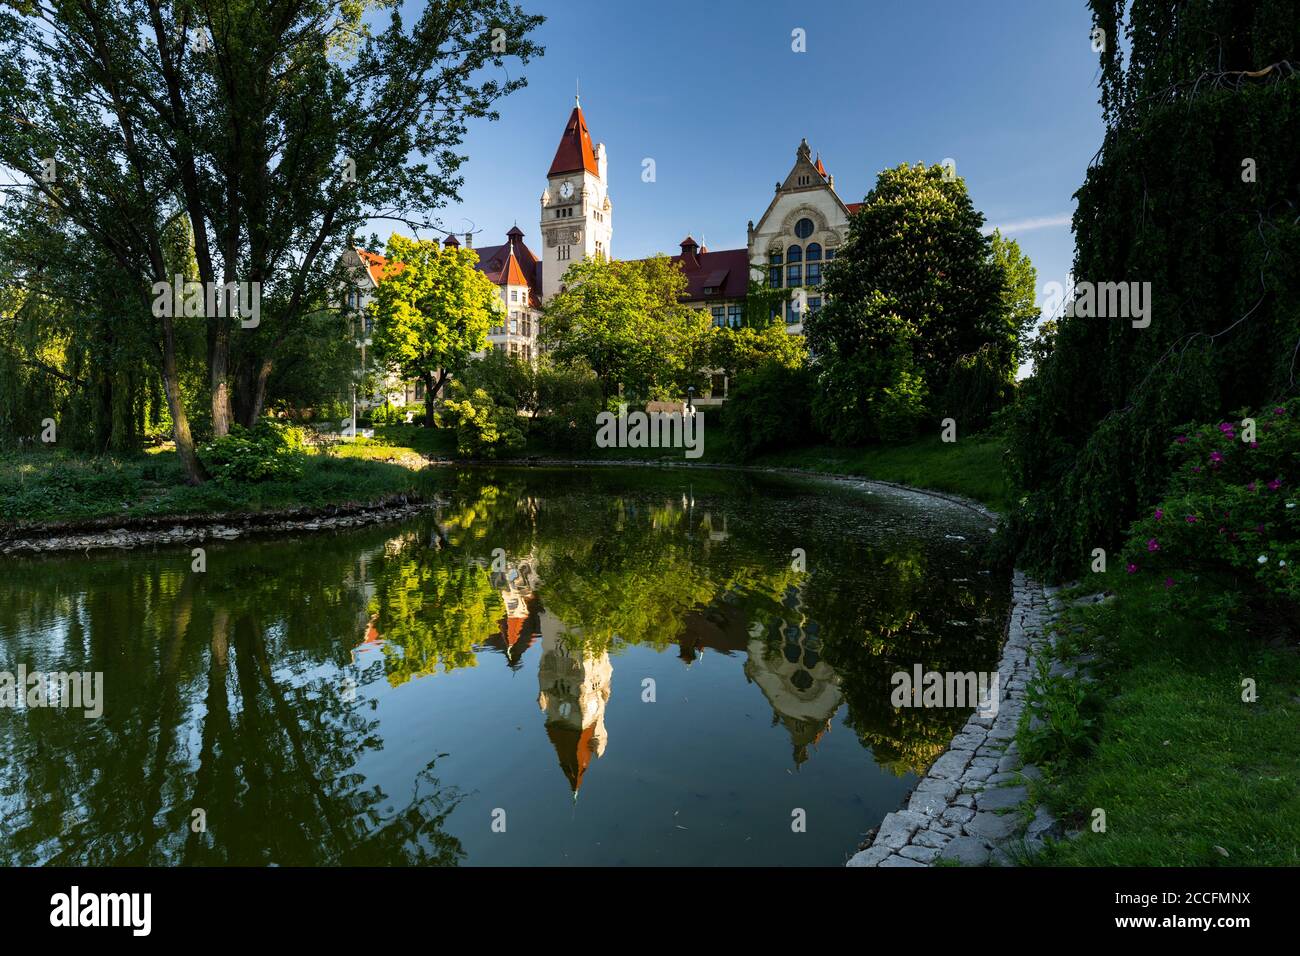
[794, 218, 815, 239]
[786, 244, 802, 263]
[805, 242, 822, 261]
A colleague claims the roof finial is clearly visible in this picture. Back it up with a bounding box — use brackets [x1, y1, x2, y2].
[575, 78, 580, 107]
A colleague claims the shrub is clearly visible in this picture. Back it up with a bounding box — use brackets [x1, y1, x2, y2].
[435, 382, 524, 458]
[942, 343, 1013, 434]
[369, 402, 417, 426]
[1120, 401, 1299, 605]
[811, 339, 927, 445]
[198, 419, 306, 484]
[723, 363, 815, 461]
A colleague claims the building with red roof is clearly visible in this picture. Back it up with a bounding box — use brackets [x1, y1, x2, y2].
[340, 102, 864, 406]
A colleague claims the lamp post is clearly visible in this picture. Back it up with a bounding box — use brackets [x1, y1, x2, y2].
[686, 384, 695, 413]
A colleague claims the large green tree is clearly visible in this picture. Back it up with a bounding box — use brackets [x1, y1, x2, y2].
[1005, 0, 1300, 577]
[805, 163, 1024, 440]
[542, 255, 710, 401]
[369, 235, 500, 427]
[0, 0, 542, 481]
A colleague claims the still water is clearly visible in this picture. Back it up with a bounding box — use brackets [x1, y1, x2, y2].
[0, 466, 1008, 866]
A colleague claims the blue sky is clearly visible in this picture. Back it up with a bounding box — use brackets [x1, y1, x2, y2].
[423, 0, 1104, 342]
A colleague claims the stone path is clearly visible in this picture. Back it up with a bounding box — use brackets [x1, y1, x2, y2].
[847, 571, 1065, 867]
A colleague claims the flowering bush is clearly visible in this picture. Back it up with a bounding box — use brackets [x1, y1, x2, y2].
[1120, 400, 1299, 603]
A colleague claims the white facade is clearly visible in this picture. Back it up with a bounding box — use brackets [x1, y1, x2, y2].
[747, 138, 857, 335]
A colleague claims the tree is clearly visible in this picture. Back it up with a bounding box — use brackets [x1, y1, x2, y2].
[542, 255, 710, 401]
[805, 163, 1011, 439]
[989, 229, 1040, 374]
[1004, 0, 1300, 578]
[368, 235, 500, 427]
[708, 317, 807, 386]
[0, 0, 542, 481]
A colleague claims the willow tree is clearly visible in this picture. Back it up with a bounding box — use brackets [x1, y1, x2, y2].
[1005, 0, 1300, 576]
[0, 0, 543, 482]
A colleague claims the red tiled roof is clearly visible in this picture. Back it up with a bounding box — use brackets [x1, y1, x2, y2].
[548, 105, 600, 177]
[472, 227, 544, 305]
[356, 248, 405, 285]
[660, 242, 750, 302]
[846, 202, 864, 215]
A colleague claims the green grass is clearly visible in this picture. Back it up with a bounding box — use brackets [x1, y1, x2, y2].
[0, 445, 442, 528]
[1026, 571, 1300, 866]
[751, 434, 1011, 513]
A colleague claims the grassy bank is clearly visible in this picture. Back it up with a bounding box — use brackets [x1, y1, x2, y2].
[1, 422, 1009, 527]
[752, 434, 1010, 513]
[1023, 571, 1300, 866]
[0, 445, 442, 528]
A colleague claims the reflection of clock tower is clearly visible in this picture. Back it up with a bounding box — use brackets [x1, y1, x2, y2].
[540, 96, 612, 303]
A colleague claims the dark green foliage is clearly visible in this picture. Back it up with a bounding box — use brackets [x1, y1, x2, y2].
[198, 420, 307, 484]
[942, 343, 1014, 434]
[723, 363, 816, 461]
[811, 338, 927, 445]
[805, 164, 1031, 441]
[1005, 0, 1300, 578]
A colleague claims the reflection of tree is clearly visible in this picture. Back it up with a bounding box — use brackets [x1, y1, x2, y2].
[0, 532, 467, 866]
[0, 466, 1012, 863]
[367, 532, 499, 686]
[810, 542, 1007, 775]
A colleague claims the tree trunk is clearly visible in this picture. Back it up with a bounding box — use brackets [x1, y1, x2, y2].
[238, 357, 275, 428]
[423, 370, 446, 429]
[161, 315, 206, 485]
[210, 319, 233, 437]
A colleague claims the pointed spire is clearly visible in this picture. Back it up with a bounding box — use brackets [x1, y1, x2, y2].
[548, 101, 600, 177]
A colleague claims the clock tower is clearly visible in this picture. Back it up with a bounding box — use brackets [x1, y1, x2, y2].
[540, 97, 612, 302]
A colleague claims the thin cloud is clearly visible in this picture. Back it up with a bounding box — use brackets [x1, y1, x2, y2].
[983, 213, 1073, 236]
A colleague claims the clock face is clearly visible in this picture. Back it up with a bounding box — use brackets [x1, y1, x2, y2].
[559, 181, 574, 199]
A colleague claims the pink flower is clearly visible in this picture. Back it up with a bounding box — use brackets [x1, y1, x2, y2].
[1210, 451, 1224, 464]
[1175, 435, 1189, 444]
[1247, 482, 1257, 492]
[1154, 509, 1164, 521]
[1193, 466, 1203, 473]
[1126, 563, 1138, 574]
[1275, 407, 1286, 416]
[1164, 577, 1175, 589]
[1147, 538, 1161, 552]
[1268, 478, 1283, 491]
[1185, 514, 1198, 524]
[1250, 441, 1259, 449]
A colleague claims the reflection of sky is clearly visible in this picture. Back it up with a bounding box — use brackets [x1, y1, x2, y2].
[0, 470, 1008, 865]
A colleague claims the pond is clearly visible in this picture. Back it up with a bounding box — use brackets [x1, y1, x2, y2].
[0, 466, 1009, 866]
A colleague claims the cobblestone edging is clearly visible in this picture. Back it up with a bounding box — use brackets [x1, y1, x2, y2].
[0, 497, 444, 555]
[847, 571, 1065, 867]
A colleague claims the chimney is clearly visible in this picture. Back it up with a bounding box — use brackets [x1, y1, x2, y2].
[464, 232, 473, 249]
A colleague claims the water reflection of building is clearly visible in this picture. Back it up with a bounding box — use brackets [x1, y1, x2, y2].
[535, 610, 612, 798]
[742, 585, 842, 768]
[487, 558, 541, 668]
[676, 602, 750, 665]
